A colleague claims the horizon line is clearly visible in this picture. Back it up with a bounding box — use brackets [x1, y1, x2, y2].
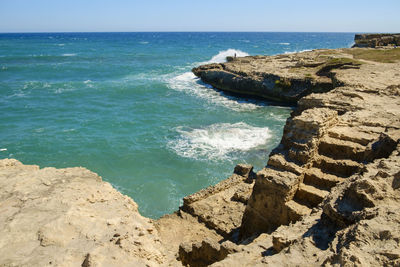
[0, 30, 375, 34]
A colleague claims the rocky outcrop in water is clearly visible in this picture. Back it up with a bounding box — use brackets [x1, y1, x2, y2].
[191, 49, 372, 104]
[353, 33, 400, 48]
[1, 46, 400, 266]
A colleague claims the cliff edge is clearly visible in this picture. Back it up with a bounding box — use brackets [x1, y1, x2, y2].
[1, 45, 400, 266]
[352, 33, 400, 48]
[0, 159, 174, 266]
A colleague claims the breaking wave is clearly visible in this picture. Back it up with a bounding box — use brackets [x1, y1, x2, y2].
[167, 71, 263, 111]
[284, 49, 312, 54]
[206, 48, 249, 64]
[167, 49, 266, 111]
[168, 122, 271, 160]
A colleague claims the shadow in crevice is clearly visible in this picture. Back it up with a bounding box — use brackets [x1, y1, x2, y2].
[195, 79, 297, 108]
[302, 214, 342, 250]
[218, 227, 241, 244]
[261, 247, 277, 257]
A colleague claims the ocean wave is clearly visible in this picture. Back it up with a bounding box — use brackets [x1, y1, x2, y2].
[19, 81, 81, 94]
[139, 41, 149, 44]
[0, 148, 7, 152]
[123, 72, 165, 82]
[167, 49, 265, 111]
[279, 42, 290, 45]
[34, 128, 45, 133]
[54, 87, 75, 94]
[62, 53, 77, 57]
[7, 92, 28, 98]
[205, 48, 249, 64]
[284, 49, 312, 54]
[168, 122, 271, 160]
[83, 80, 94, 88]
[62, 128, 76, 132]
[167, 71, 264, 111]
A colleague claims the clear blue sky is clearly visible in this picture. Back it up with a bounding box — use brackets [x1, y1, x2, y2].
[1, 0, 399, 32]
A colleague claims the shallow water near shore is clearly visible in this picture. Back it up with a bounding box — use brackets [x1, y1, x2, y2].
[0, 32, 354, 218]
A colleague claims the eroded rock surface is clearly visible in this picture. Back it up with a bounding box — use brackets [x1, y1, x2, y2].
[191, 47, 400, 266]
[240, 48, 400, 239]
[192, 47, 400, 104]
[0, 159, 171, 266]
[2, 46, 400, 267]
[353, 33, 400, 48]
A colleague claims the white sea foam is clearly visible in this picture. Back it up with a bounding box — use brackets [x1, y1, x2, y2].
[279, 42, 290, 45]
[62, 128, 76, 132]
[167, 71, 263, 111]
[34, 128, 45, 133]
[167, 49, 265, 111]
[55, 88, 67, 94]
[62, 53, 77, 57]
[168, 122, 271, 160]
[0, 148, 7, 152]
[8, 92, 27, 98]
[83, 80, 94, 88]
[206, 48, 249, 64]
[284, 49, 312, 54]
[54, 83, 76, 94]
[139, 41, 149, 44]
[123, 72, 164, 82]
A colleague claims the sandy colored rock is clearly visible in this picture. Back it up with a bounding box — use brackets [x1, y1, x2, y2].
[353, 33, 400, 48]
[181, 172, 254, 238]
[155, 211, 222, 262]
[2, 44, 400, 267]
[0, 159, 170, 266]
[191, 46, 400, 266]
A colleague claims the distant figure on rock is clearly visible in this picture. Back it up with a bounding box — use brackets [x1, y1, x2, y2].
[234, 53, 237, 58]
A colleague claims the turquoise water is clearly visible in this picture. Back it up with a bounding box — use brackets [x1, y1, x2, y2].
[0, 32, 355, 218]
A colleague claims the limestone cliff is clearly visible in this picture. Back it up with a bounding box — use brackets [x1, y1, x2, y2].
[0, 159, 175, 266]
[353, 33, 400, 48]
[180, 47, 400, 266]
[192, 49, 372, 104]
[1, 46, 400, 267]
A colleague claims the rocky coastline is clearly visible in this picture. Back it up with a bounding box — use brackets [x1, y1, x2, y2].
[1, 38, 400, 266]
[352, 33, 400, 48]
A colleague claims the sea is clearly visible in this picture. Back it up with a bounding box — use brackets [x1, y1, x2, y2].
[0, 32, 355, 218]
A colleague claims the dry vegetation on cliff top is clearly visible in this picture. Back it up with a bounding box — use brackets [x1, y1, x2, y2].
[345, 47, 400, 63]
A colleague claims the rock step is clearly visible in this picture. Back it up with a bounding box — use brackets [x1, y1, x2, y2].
[313, 155, 361, 178]
[303, 168, 345, 190]
[294, 183, 329, 208]
[318, 135, 367, 161]
[285, 200, 312, 222]
[287, 147, 314, 165]
[268, 153, 303, 175]
[327, 126, 377, 146]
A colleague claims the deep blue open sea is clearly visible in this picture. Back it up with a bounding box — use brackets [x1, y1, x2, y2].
[0, 32, 355, 218]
